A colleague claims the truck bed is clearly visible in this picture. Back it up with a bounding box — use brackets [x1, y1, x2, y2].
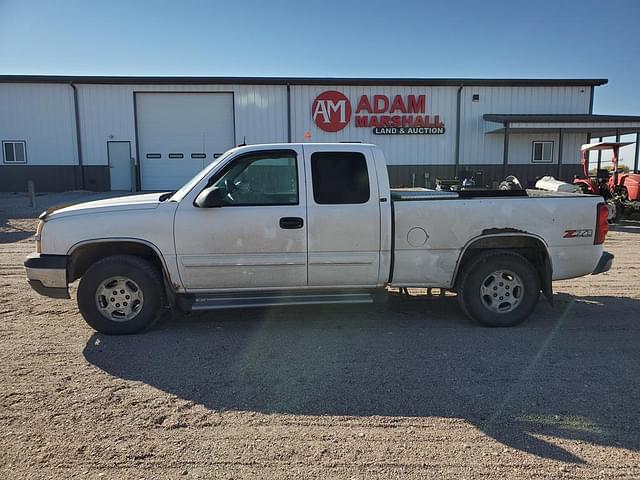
[390, 188, 588, 201]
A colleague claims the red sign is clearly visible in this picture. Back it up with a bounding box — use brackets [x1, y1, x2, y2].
[311, 91, 445, 134]
[312, 90, 351, 132]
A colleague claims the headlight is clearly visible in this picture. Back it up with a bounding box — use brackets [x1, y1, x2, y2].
[35, 220, 44, 253]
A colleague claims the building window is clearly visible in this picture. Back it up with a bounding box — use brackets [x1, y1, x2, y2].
[532, 141, 553, 163]
[191, 153, 206, 159]
[2, 141, 27, 164]
[146, 153, 161, 159]
[168, 153, 184, 159]
[311, 152, 370, 204]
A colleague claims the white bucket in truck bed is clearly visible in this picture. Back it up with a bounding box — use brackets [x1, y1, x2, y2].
[535, 176, 580, 193]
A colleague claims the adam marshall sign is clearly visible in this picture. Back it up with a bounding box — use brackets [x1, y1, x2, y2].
[311, 90, 445, 135]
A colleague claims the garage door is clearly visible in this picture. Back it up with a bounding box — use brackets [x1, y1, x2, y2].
[136, 92, 235, 190]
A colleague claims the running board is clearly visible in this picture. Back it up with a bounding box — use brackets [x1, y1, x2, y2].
[176, 289, 384, 312]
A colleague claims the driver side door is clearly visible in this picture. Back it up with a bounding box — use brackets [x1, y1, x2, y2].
[174, 147, 307, 291]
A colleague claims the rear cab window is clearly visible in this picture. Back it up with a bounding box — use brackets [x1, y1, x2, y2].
[310, 152, 370, 204]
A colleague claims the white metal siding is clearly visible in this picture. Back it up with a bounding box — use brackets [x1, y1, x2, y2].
[290, 85, 458, 166]
[76, 84, 288, 168]
[507, 133, 560, 164]
[0, 81, 599, 188]
[561, 133, 586, 165]
[0, 84, 77, 165]
[459, 86, 592, 166]
[490, 132, 586, 166]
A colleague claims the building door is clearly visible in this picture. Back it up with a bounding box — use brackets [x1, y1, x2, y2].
[135, 92, 235, 191]
[107, 141, 133, 191]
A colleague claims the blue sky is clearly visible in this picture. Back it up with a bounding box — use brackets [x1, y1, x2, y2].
[0, 0, 638, 116]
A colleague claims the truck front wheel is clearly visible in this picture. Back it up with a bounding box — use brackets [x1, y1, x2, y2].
[457, 251, 540, 327]
[77, 255, 165, 335]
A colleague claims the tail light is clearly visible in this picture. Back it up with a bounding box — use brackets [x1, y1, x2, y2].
[35, 219, 44, 253]
[594, 202, 609, 245]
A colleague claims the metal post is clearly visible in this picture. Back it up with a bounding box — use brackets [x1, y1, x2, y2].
[502, 123, 510, 179]
[557, 129, 564, 179]
[597, 136, 602, 170]
[634, 132, 640, 174]
[454, 84, 463, 177]
[27, 180, 36, 208]
[615, 129, 621, 176]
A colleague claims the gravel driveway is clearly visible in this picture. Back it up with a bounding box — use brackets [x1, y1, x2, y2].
[1, 193, 639, 479]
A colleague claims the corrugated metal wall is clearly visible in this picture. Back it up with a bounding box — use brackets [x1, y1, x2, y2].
[290, 85, 458, 166]
[0, 81, 595, 191]
[77, 83, 288, 166]
[459, 86, 591, 166]
[0, 83, 78, 165]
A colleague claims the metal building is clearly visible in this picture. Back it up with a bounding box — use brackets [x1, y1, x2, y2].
[1, 75, 639, 192]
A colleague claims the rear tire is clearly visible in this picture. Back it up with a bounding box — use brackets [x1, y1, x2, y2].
[77, 255, 165, 335]
[457, 251, 540, 327]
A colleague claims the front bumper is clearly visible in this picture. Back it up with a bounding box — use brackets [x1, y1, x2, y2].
[592, 251, 614, 275]
[24, 253, 70, 299]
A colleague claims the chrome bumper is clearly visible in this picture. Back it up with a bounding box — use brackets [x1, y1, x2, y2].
[24, 253, 70, 299]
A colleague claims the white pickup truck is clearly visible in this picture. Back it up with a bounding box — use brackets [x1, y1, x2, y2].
[25, 143, 613, 334]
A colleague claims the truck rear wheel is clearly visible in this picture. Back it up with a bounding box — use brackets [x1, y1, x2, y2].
[77, 255, 165, 335]
[457, 251, 540, 327]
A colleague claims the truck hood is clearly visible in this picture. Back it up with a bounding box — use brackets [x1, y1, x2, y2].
[42, 192, 167, 220]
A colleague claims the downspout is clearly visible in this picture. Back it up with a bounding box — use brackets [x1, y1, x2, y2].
[454, 84, 463, 177]
[286, 83, 292, 142]
[70, 82, 85, 190]
[557, 128, 564, 179]
[502, 122, 510, 179]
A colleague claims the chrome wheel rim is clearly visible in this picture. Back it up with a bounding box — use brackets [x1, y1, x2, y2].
[480, 269, 524, 314]
[95, 276, 144, 322]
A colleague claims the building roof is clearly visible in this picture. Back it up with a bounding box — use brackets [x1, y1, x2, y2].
[484, 114, 640, 123]
[0, 75, 609, 87]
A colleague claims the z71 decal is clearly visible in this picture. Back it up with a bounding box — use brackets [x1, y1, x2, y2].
[563, 229, 593, 239]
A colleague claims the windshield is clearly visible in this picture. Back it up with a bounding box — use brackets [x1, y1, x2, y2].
[167, 148, 236, 202]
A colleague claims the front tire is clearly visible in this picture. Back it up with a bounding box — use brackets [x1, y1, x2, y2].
[77, 255, 165, 335]
[457, 251, 540, 327]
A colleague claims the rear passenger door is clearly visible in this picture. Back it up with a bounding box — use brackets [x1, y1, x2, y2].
[303, 146, 381, 287]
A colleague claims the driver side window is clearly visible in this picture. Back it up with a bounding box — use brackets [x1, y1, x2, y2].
[211, 152, 298, 206]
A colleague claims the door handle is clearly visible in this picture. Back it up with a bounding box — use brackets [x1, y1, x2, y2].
[279, 217, 304, 229]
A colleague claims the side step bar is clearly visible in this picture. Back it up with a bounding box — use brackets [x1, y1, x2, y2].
[176, 289, 384, 312]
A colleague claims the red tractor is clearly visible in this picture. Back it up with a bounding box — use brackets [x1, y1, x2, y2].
[574, 142, 640, 221]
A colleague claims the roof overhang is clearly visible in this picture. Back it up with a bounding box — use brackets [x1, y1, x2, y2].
[0, 75, 609, 87]
[484, 114, 640, 136]
[581, 141, 634, 151]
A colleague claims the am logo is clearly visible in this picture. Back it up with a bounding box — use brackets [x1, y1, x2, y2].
[312, 90, 351, 132]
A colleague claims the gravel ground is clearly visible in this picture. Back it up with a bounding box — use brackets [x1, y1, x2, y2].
[1, 193, 639, 479]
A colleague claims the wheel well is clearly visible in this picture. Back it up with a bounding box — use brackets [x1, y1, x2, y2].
[454, 235, 553, 303]
[68, 241, 166, 283]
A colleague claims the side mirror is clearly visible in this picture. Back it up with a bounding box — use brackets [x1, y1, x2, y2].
[195, 186, 226, 208]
